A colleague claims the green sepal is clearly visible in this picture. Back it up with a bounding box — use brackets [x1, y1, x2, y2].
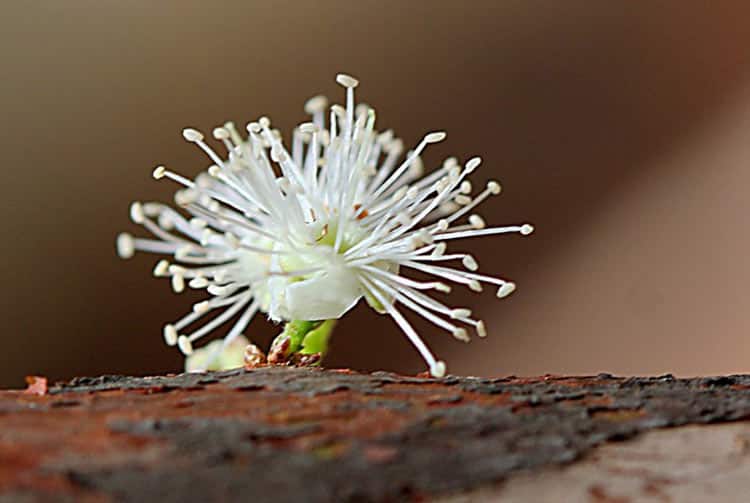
[300, 319, 336, 355]
[278, 319, 321, 355]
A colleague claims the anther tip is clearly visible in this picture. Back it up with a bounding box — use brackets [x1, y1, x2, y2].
[153, 259, 170, 277]
[477, 320, 487, 338]
[466, 157, 482, 173]
[174, 188, 198, 207]
[432, 243, 447, 257]
[520, 224, 534, 236]
[116, 233, 135, 259]
[182, 128, 204, 142]
[212, 127, 230, 140]
[171, 274, 185, 293]
[152, 166, 167, 180]
[208, 165, 221, 177]
[435, 282, 451, 293]
[496, 282, 517, 299]
[424, 131, 447, 144]
[452, 328, 469, 343]
[189, 277, 209, 289]
[462, 255, 479, 271]
[163, 324, 178, 346]
[487, 181, 502, 195]
[336, 73, 360, 88]
[177, 335, 193, 355]
[298, 122, 318, 134]
[430, 360, 447, 378]
[129, 201, 144, 224]
[193, 300, 210, 314]
[469, 214, 486, 230]
[189, 218, 207, 230]
[304, 95, 328, 114]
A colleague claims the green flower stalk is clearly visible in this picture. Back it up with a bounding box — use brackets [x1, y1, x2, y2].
[268, 319, 337, 364]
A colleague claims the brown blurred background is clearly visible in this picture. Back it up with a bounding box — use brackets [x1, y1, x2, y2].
[2, 1, 750, 387]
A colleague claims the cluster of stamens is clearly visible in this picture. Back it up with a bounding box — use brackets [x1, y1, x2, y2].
[117, 73, 533, 377]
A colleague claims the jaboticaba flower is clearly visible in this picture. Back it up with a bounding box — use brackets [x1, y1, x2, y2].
[116, 73, 534, 377]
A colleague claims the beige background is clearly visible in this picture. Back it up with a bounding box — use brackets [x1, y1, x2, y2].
[2, 1, 750, 387]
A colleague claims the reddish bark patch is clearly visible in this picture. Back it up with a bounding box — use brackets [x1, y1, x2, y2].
[23, 376, 47, 396]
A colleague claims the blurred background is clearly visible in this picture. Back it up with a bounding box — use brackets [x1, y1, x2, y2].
[2, 1, 750, 387]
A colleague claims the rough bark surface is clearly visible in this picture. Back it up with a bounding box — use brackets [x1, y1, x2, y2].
[447, 422, 750, 502]
[2, 368, 750, 502]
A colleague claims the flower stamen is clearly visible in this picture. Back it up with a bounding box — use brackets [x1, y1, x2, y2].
[117, 73, 533, 376]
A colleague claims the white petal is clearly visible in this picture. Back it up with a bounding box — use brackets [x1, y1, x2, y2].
[285, 266, 362, 320]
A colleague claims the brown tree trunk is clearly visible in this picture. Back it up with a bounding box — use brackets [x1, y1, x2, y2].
[2, 368, 749, 502]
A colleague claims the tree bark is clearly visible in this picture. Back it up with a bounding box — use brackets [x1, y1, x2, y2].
[2, 368, 749, 502]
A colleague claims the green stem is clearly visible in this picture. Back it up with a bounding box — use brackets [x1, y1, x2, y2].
[272, 319, 337, 360]
[279, 320, 320, 354]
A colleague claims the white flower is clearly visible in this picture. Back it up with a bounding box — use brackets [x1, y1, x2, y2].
[117, 73, 533, 377]
[184, 335, 250, 373]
